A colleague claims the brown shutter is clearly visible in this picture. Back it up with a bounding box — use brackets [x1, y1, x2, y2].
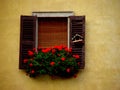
[19, 16, 36, 69]
[69, 16, 85, 69]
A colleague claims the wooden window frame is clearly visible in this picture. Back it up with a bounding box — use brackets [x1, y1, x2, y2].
[32, 11, 74, 48]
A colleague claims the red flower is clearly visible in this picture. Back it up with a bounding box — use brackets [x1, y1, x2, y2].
[33, 48, 36, 51]
[65, 48, 68, 52]
[69, 48, 72, 52]
[66, 68, 71, 73]
[50, 61, 55, 66]
[74, 74, 77, 78]
[61, 45, 67, 49]
[78, 62, 80, 65]
[58, 46, 62, 50]
[33, 48, 38, 53]
[29, 63, 33, 67]
[23, 59, 28, 63]
[42, 49, 46, 53]
[61, 57, 66, 61]
[52, 49, 56, 54]
[47, 48, 51, 51]
[54, 45, 62, 50]
[31, 70, 35, 74]
[73, 55, 80, 59]
[28, 50, 34, 56]
[42, 48, 51, 53]
[65, 47, 72, 52]
[57, 54, 61, 56]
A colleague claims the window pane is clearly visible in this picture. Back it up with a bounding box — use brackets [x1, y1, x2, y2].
[38, 17, 67, 48]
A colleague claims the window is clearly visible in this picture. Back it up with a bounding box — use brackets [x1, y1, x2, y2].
[19, 12, 85, 69]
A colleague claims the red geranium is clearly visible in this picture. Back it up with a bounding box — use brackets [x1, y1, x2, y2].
[31, 70, 35, 74]
[23, 59, 28, 63]
[61, 57, 66, 61]
[28, 50, 34, 56]
[54, 45, 62, 50]
[52, 49, 56, 54]
[61, 45, 67, 49]
[74, 74, 77, 78]
[33, 48, 38, 53]
[69, 48, 72, 52]
[58, 46, 63, 50]
[66, 68, 71, 73]
[65, 47, 72, 52]
[42, 48, 51, 53]
[73, 55, 80, 59]
[33, 48, 36, 51]
[50, 61, 55, 66]
[42, 49, 46, 53]
[65, 48, 68, 52]
[78, 62, 80, 65]
[29, 63, 33, 67]
[57, 54, 61, 56]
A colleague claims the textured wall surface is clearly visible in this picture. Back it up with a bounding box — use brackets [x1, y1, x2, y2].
[0, 0, 120, 90]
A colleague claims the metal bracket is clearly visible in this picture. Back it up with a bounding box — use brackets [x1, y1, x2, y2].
[72, 34, 83, 43]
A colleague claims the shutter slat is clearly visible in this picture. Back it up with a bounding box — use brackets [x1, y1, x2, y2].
[19, 16, 36, 69]
[20, 43, 34, 69]
[69, 16, 85, 69]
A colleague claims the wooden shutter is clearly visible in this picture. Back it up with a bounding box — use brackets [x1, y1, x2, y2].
[69, 16, 85, 69]
[19, 16, 36, 69]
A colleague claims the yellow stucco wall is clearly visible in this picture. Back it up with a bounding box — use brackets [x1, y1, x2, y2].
[0, 0, 120, 90]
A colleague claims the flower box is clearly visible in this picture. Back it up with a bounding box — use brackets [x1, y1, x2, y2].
[23, 45, 81, 78]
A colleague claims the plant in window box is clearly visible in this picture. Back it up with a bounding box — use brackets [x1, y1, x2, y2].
[23, 45, 81, 78]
